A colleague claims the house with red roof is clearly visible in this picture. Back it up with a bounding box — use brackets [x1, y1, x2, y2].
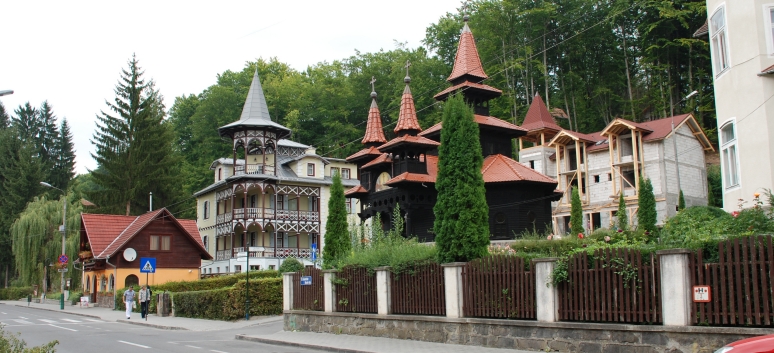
[517, 95, 714, 233]
[78, 208, 211, 303]
[344, 17, 561, 240]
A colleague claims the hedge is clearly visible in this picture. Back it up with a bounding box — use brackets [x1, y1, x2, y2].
[0, 287, 32, 300]
[173, 278, 282, 321]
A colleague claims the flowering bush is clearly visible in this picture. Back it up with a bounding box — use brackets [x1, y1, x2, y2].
[488, 244, 516, 255]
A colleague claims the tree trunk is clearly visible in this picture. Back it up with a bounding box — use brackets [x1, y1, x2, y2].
[621, 25, 636, 121]
[126, 201, 131, 216]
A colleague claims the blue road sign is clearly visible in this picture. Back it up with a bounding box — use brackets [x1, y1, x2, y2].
[140, 257, 156, 273]
[311, 243, 317, 261]
[300, 276, 312, 286]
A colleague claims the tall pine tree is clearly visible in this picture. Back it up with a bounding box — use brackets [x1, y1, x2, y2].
[0, 101, 9, 129]
[89, 55, 182, 215]
[37, 101, 60, 178]
[638, 178, 657, 233]
[12, 102, 40, 144]
[433, 94, 489, 263]
[51, 118, 76, 190]
[322, 173, 349, 268]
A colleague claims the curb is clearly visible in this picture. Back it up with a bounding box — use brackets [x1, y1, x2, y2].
[235, 334, 371, 353]
[13, 305, 103, 320]
[116, 319, 188, 330]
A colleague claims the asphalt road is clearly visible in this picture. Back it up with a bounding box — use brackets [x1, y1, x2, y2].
[0, 305, 324, 353]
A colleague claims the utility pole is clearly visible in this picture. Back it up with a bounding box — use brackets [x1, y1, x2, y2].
[41, 181, 67, 310]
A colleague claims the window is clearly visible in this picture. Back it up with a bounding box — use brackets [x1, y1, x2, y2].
[235, 265, 242, 273]
[721, 121, 740, 189]
[594, 175, 600, 183]
[620, 137, 633, 157]
[250, 265, 260, 271]
[217, 267, 220, 273]
[622, 170, 636, 189]
[331, 167, 339, 177]
[204, 236, 209, 252]
[608, 173, 613, 181]
[307, 163, 315, 176]
[308, 196, 318, 212]
[770, 7, 774, 53]
[277, 195, 285, 210]
[218, 168, 222, 181]
[289, 197, 298, 211]
[250, 232, 257, 247]
[150, 235, 171, 251]
[250, 195, 256, 208]
[342, 168, 351, 179]
[710, 6, 729, 74]
[529, 160, 535, 169]
[346, 199, 353, 214]
[375, 172, 392, 192]
[269, 265, 276, 270]
[203, 201, 210, 219]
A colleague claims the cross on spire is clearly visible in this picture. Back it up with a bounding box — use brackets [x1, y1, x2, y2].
[462, 0, 470, 22]
[405, 60, 412, 76]
[370, 76, 376, 92]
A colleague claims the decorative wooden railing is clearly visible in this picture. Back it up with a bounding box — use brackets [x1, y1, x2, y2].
[215, 247, 316, 260]
[214, 209, 319, 223]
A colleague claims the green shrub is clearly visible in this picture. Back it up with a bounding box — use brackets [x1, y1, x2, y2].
[69, 292, 83, 305]
[172, 288, 231, 320]
[570, 187, 584, 235]
[338, 233, 437, 273]
[617, 192, 628, 230]
[278, 258, 304, 273]
[638, 178, 657, 234]
[0, 325, 58, 353]
[0, 287, 32, 300]
[661, 206, 733, 247]
[172, 278, 282, 321]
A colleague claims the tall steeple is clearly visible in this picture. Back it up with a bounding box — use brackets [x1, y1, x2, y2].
[218, 69, 291, 139]
[362, 76, 387, 147]
[394, 60, 422, 137]
[447, 14, 488, 84]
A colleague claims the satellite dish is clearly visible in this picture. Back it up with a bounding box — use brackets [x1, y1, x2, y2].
[123, 248, 137, 262]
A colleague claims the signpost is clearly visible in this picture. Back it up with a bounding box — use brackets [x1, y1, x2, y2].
[139, 258, 156, 322]
[300, 276, 312, 286]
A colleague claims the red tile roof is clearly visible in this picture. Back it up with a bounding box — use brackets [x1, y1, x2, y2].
[481, 154, 558, 184]
[433, 81, 502, 100]
[587, 114, 712, 152]
[362, 98, 387, 145]
[346, 146, 383, 162]
[82, 213, 136, 258]
[420, 115, 526, 138]
[345, 185, 369, 196]
[394, 85, 422, 134]
[447, 23, 488, 82]
[385, 172, 436, 185]
[378, 135, 440, 152]
[521, 94, 563, 133]
[361, 153, 392, 169]
[693, 20, 709, 38]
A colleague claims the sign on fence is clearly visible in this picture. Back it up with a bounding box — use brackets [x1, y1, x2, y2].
[300, 276, 312, 286]
[693, 285, 711, 302]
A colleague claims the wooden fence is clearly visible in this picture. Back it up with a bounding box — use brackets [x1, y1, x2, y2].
[558, 248, 661, 323]
[390, 263, 446, 316]
[690, 235, 774, 326]
[462, 255, 535, 319]
[335, 266, 377, 313]
[292, 267, 323, 311]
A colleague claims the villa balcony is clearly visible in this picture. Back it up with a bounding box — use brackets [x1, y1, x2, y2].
[215, 247, 316, 261]
[234, 164, 275, 176]
[216, 208, 319, 224]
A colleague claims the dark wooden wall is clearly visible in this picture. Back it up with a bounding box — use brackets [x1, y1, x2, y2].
[114, 218, 203, 270]
[486, 183, 555, 239]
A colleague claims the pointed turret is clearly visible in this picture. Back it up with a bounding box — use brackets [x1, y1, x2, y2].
[521, 94, 563, 133]
[394, 62, 422, 136]
[447, 15, 488, 84]
[361, 78, 387, 147]
[218, 69, 291, 139]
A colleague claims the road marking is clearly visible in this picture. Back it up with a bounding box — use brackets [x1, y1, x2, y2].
[60, 319, 81, 323]
[84, 318, 103, 322]
[18, 316, 28, 319]
[185, 345, 202, 349]
[1, 312, 6, 314]
[12, 319, 33, 324]
[118, 341, 150, 349]
[39, 319, 57, 323]
[210, 350, 229, 353]
[48, 324, 77, 332]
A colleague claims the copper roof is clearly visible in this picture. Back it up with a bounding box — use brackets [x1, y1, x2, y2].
[362, 98, 387, 145]
[521, 94, 563, 133]
[420, 114, 526, 138]
[481, 154, 558, 184]
[433, 81, 502, 101]
[394, 84, 422, 134]
[346, 146, 383, 162]
[378, 134, 440, 152]
[447, 22, 488, 82]
[361, 153, 392, 169]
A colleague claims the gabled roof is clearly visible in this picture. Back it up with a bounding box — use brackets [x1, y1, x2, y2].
[346, 146, 383, 162]
[362, 94, 387, 145]
[433, 81, 502, 101]
[447, 22, 488, 82]
[481, 154, 558, 184]
[361, 153, 392, 169]
[600, 118, 653, 136]
[588, 114, 713, 152]
[218, 69, 291, 138]
[385, 172, 436, 186]
[521, 94, 563, 133]
[394, 83, 422, 135]
[420, 114, 526, 139]
[82, 209, 211, 260]
[345, 185, 369, 197]
[693, 20, 708, 38]
[378, 135, 440, 153]
[547, 129, 604, 147]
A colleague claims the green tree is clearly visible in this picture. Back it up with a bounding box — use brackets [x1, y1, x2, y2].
[678, 189, 686, 211]
[617, 192, 628, 230]
[638, 178, 657, 233]
[50, 118, 75, 191]
[278, 258, 304, 273]
[89, 55, 183, 215]
[706, 165, 722, 208]
[12, 103, 40, 144]
[0, 101, 9, 130]
[433, 94, 489, 263]
[322, 173, 350, 268]
[37, 101, 60, 178]
[570, 186, 584, 235]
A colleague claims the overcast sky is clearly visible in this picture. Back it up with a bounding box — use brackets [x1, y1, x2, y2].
[0, 0, 460, 174]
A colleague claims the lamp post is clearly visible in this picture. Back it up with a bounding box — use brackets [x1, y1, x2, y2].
[40, 181, 66, 310]
[671, 90, 699, 211]
[237, 246, 264, 320]
[0, 90, 13, 97]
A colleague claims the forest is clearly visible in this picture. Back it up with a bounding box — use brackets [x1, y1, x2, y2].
[0, 0, 717, 289]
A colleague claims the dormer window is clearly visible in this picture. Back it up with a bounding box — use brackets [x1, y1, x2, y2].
[307, 163, 315, 176]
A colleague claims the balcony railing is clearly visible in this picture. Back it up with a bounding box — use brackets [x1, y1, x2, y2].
[234, 164, 276, 176]
[215, 208, 319, 223]
[214, 247, 316, 260]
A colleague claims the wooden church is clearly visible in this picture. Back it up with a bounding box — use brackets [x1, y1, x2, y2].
[345, 17, 561, 241]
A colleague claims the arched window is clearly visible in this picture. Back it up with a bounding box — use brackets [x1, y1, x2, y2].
[109, 274, 115, 291]
[375, 172, 392, 192]
[125, 274, 139, 288]
[85, 275, 90, 292]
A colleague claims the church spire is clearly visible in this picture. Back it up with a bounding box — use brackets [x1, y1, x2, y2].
[361, 76, 387, 147]
[394, 60, 422, 136]
[446, 10, 488, 84]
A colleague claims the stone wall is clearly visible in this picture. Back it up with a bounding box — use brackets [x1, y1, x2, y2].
[285, 310, 769, 353]
[96, 294, 114, 308]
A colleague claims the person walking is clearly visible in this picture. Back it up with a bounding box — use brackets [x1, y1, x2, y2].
[123, 286, 135, 319]
[139, 285, 149, 319]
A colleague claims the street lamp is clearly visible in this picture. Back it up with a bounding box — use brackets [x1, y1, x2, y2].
[237, 246, 264, 320]
[0, 90, 13, 97]
[40, 181, 67, 310]
[671, 90, 699, 211]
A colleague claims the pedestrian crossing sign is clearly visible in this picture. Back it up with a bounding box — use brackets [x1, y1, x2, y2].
[140, 257, 156, 273]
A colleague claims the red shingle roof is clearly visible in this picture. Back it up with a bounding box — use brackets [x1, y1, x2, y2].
[420, 115, 526, 138]
[345, 185, 369, 196]
[385, 172, 436, 185]
[521, 94, 563, 133]
[447, 23, 488, 82]
[346, 146, 383, 162]
[394, 85, 422, 134]
[362, 99, 387, 145]
[481, 154, 558, 184]
[82, 214, 136, 258]
[378, 135, 440, 152]
[361, 153, 392, 169]
[433, 81, 502, 100]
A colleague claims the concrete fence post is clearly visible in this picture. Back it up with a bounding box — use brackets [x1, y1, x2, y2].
[533, 258, 559, 322]
[322, 270, 337, 313]
[657, 249, 692, 326]
[442, 262, 466, 318]
[282, 272, 294, 311]
[374, 266, 392, 315]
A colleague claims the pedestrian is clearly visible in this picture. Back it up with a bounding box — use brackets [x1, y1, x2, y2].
[123, 286, 135, 319]
[139, 285, 149, 319]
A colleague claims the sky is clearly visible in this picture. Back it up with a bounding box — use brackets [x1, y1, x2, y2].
[0, 0, 460, 174]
